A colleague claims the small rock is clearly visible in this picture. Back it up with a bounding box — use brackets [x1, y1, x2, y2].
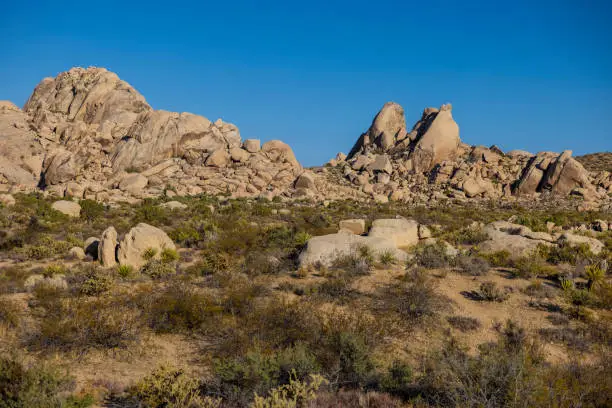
[243, 139, 261, 153]
[68, 246, 86, 260]
[0, 194, 15, 206]
[418, 224, 432, 239]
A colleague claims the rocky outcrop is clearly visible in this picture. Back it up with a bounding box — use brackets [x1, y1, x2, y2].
[0, 67, 301, 202]
[298, 229, 406, 267]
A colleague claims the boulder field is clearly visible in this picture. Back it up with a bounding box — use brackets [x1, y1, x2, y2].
[0, 67, 610, 210]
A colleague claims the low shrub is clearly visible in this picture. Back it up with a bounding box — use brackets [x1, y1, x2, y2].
[447, 315, 481, 332]
[79, 267, 114, 296]
[160, 248, 180, 264]
[382, 269, 449, 321]
[147, 284, 222, 333]
[410, 242, 452, 269]
[0, 297, 20, 328]
[34, 296, 142, 350]
[454, 255, 490, 276]
[479, 250, 512, 267]
[141, 259, 176, 279]
[0, 355, 76, 408]
[252, 372, 325, 408]
[128, 365, 217, 408]
[477, 281, 510, 302]
[511, 256, 556, 279]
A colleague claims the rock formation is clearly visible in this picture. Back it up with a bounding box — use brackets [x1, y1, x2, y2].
[0, 68, 610, 210]
[327, 102, 610, 209]
[1, 67, 302, 201]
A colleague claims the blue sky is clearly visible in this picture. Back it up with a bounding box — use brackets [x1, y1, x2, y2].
[1, 0, 611, 166]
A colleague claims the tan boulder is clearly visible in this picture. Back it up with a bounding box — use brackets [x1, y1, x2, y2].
[98, 226, 118, 267]
[119, 173, 148, 195]
[348, 102, 405, 158]
[230, 147, 250, 163]
[411, 104, 460, 172]
[205, 149, 230, 167]
[117, 223, 176, 269]
[51, 200, 81, 217]
[243, 139, 261, 153]
[298, 230, 406, 267]
[368, 218, 419, 248]
[294, 172, 316, 190]
[557, 233, 604, 255]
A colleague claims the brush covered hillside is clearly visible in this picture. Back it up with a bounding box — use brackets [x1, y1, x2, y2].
[0, 193, 610, 407]
[0, 68, 611, 408]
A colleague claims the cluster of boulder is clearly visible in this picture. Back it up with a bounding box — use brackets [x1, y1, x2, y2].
[71, 222, 176, 269]
[479, 220, 604, 258]
[325, 102, 611, 208]
[299, 217, 443, 267]
[1, 67, 610, 210]
[1, 67, 302, 202]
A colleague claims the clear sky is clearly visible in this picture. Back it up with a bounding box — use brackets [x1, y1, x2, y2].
[1, 0, 611, 166]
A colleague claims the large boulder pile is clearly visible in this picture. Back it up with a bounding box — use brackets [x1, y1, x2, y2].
[328, 102, 609, 207]
[1, 67, 302, 201]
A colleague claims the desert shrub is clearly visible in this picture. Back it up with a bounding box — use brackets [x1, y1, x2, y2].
[379, 360, 413, 396]
[147, 284, 222, 333]
[539, 242, 593, 265]
[584, 264, 606, 290]
[382, 269, 448, 321]
[454, 255, 489, 276]
[213, 347, 319, 405]
[311, 390, 403, 408]
[0, 355, 75, 408]
[327, 331, 375, 388]
[21, 244, 53, 260]
[447, 315, 481, 332]
[523, 280, 557, 299]
[79, 199, 105, 222]
[169, 224, 202, 247]
[43, 265, 66, 278]
[477, 281, 510, 302]
[160, 247, 180, 263]
[410, 242, 452, 269]
[134, 202, 170, 225]
[0, 297, 20, 328]
[538, 327, 590, 352]
[142, 247, 158, 261]
[0, 267, 30, 294]
[449, 227, 488, 245]
[251, 372, 325, 408]
[34, 296, 142, 350]
[418, 320, 544, 407]
[79, 268, 114, 296]
[117, 264, 135, 279]
[128, 365, 217, 408]
[511, 256, 556, 279]
[315, 275, 355, 303]
[478, 250, 512, 267]
[199, 251, 233, 275]
[378, 250, 397, 266]
[331, 252, 372, 276]
[141, 259, 176, 279]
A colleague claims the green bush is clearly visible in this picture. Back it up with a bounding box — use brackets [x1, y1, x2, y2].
[479, 250, 512, 267]
[447, 315, 481, 332]
[147, 284, 222, 333]
[0, 356, 75, 408]
[160, 248, 180, 264]
[128, 365, 216, 408]
[0, 298, 20, 328]
[79, 200, 105, 222]
[117, 264, 135, 279]
[477, 281, 510, 302]
[79, 268, 114, 296]
[141, 259, 176, 279]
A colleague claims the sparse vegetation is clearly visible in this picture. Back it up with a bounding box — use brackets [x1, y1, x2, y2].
[0, 193, 610, 406]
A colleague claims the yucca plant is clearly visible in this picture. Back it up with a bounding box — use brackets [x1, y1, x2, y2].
[560, 278, 574, 292]
[585, 264, 605, 291]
